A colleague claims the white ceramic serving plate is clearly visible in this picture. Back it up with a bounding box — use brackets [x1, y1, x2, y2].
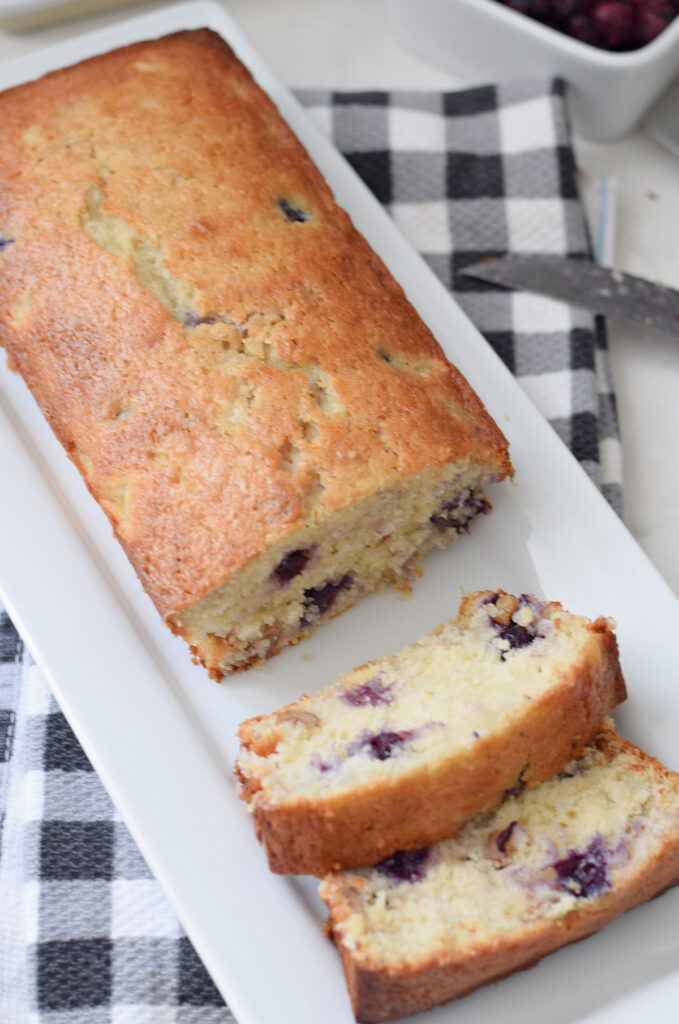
[1, 3, 679, 1023]
[0, 0, 139, 23]
[387, 0, 679, 140]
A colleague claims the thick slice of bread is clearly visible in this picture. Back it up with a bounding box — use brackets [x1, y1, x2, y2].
[236, 591, 625, 874]
[319, 723, 679, 1022]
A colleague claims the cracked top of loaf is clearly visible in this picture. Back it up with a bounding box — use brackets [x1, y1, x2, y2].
[0, 29, 511, 617]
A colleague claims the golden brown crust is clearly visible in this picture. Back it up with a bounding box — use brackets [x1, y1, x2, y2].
[321, 729, 679, 1021]
[238, 606, 625, 875]
[329, 842, 679, 1022]
[0, 29, 510, 622]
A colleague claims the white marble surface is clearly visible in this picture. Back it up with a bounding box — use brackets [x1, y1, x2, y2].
[0, 0, 677, 597]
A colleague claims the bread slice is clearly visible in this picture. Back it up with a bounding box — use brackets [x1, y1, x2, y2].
[320, 723, 679, 1022]
[236, 591, 625, 874]
[0, 30, 511, 678]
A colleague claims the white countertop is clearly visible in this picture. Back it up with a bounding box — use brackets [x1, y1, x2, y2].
[1, 0, 677, 597]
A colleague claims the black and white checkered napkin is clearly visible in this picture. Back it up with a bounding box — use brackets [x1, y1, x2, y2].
[0, 81, 622, 1022]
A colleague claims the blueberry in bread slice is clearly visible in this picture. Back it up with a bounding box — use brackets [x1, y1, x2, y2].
[236, 591, 625, 874]
[0, 30, 511, 677]
[320, 722, 679, 1022]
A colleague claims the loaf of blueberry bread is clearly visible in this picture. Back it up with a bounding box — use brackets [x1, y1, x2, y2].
[320, 722, 679, 1022]
[0, 30, 511, 677]
[236, 590, 625, 874]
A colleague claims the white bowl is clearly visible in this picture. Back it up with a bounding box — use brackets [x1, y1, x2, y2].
[387, 0, 679, 139]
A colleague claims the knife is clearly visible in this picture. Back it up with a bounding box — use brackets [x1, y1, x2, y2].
[461, 255, 679, 338]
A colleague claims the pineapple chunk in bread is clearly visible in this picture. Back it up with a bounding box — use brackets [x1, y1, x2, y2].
[320, 723, 679, 1022]
[236, 591, 625, 874]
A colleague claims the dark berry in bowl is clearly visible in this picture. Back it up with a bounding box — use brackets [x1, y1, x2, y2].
[568, 13, 603, 45]
[639, 3, 677, 44]
[553, 0, 580, 16]
[594, 3, 638, 48]
[493, 0, 679, 51]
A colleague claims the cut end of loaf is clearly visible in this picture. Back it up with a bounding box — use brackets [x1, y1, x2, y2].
[171, 462, 500, 677]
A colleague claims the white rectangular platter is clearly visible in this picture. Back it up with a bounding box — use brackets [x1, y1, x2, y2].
[1, 4, 679, 1023]
[0, 0, 139, 20]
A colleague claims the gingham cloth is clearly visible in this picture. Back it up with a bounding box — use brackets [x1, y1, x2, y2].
[0, 81, 622, 1022]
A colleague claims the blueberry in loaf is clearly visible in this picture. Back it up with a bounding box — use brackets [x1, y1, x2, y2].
[236, 591, 625, 874]
[320, 722, 679, 1022]
[0, 30, 511, 678]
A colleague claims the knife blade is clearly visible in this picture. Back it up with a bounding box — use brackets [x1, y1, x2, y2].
[461, 255, 679, 338]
